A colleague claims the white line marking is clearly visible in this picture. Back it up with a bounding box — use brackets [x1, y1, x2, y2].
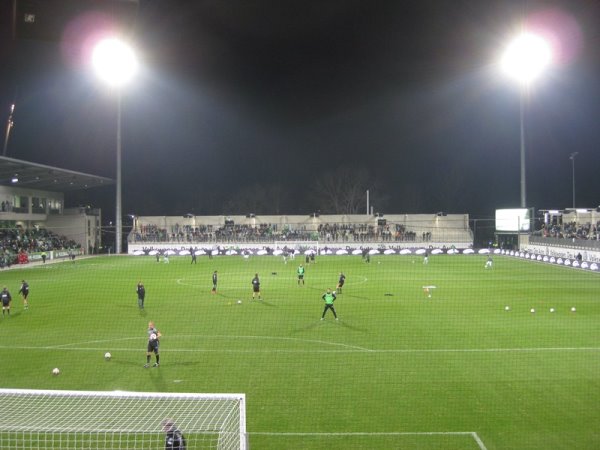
[472, 432, 489, 450]
[1, 344, 598, 354]
[250, 431, 487, 448]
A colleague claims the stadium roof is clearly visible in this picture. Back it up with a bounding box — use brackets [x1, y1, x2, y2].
[0, 156, 114, 192]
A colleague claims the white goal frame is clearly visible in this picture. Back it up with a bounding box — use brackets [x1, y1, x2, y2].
[274, 240, 319, 255]
[0, 388, 246, 450]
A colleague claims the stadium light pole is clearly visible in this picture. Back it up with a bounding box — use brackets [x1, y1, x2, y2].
[92, 38, 138, 254]
[569, 152, 578, 208]
[500, 32, 552, 208]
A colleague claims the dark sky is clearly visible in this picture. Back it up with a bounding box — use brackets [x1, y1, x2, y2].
[1, 0, 599, 220]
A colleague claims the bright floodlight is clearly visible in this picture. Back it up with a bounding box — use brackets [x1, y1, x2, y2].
[92, 38, 138, 86]
[501, 33, 552, 84]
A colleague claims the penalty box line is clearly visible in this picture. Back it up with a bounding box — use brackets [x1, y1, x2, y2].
[249, 431, 488, 450]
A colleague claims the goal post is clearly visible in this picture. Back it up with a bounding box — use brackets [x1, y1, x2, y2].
[274, 241, 319, 255]
[0, 389, 246, 450]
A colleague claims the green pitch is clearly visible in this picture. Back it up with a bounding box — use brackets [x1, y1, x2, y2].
[0, 254, 599, 449]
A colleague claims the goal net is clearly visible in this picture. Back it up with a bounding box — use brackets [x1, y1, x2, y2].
[274, 240, 319, 255]
[0, 389, 246, 450]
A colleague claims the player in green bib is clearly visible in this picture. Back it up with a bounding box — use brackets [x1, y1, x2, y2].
[297, 264, 305, 285]
[321, 288, 338, 320]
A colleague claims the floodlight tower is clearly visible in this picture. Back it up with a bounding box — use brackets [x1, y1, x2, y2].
[569, 152, 578, 208]
[500, 32, 552, 208]
[92, 38, 138, 254]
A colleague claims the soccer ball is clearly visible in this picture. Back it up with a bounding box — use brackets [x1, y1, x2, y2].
[52, 368, 60, 376]
[530, 308, 535, 314]
[549, 308, 555, 313]
[571, 307, 576, 313]
[237, 300, 242, 304]
[104, 352, 112, 360]
[504, 306, 510, 311]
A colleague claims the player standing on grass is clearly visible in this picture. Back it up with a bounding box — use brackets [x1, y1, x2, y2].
[321, 288, 338, 320]
[137, 281, 145, 309]
[1, 286, 11, 317]
[251, 273, 262, 300]
[485, 254, 493, 269]
[297, 264, 305, 285]
[212, 271, 218, 294]
[18, 280, 29, 310]
[144, 321, 162, 368]
[336, 273, 345, 294]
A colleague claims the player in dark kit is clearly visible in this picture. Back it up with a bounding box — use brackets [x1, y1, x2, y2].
[321, 288, 338, 320]
[336, 273, 345, 294]
[137, 282, 146, 309]
[1, 286, 12, 317]
[162, 419, 186, 449]
[190, 247, 196, 264]
[251, 273, 262, 300]
[212, 271, 218, 294]
[144, 321, 162, 368]
[18, 280, 30, 310]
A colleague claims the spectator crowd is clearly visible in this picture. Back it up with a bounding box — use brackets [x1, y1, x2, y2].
[130, 222, 426, 244]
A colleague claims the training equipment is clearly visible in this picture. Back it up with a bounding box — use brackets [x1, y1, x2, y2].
[52, 368, 60, 376]
[104, 352, 112, 360]
[0, 389, 247, 449]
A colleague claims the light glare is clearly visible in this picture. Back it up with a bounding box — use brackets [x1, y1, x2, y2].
[92, 38, 138, 86]
[501, 33, 552, 84]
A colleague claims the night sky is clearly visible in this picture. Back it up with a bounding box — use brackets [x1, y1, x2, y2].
[1, 0, 599, 220]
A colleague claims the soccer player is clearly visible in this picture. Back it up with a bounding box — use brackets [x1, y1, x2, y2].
[251, 273, 262, 300]
[137, 281, 146, 309]
[423, 249, 429, 265]
[297, 264, 305, 285]
[190, 247, 197, 264]
[321, 288, 338, 320]
[144, 321, 162, 368]
[1, 286, 11, 317]
[19, 280, 30, 310]
[212, 271, 218, 294]
[485, 255, 493, 269]
[161, 419, 186, 449]
[336, 273, 345, 293]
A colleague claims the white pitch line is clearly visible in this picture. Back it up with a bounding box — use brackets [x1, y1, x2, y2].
[472, 432, 489, 450]
[250, 431, 487, 449]
[0, 344, 598, 355]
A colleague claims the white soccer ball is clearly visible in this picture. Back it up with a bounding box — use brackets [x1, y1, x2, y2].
[571, 307, 576, 313]
[530, 308, 535, 314]
[549, 308, 555, 313]
[104, 352, 112, 360]
[237, 300, 242, 304]
[52, 368, 60, 376]
[504, 306, 510, 311]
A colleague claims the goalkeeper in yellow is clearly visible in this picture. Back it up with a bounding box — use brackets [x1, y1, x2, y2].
[320, 288, 338, 320]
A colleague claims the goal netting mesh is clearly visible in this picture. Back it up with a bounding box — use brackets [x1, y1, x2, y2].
[0, 389, 246, 450]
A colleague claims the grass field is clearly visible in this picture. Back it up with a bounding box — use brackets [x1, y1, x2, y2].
[0, 254, 599, 449]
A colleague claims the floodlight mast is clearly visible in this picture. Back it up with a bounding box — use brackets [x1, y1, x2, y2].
[92, 38, 138, 254]
[569, 152, 578, 208]
[500, 31, 552, 209]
